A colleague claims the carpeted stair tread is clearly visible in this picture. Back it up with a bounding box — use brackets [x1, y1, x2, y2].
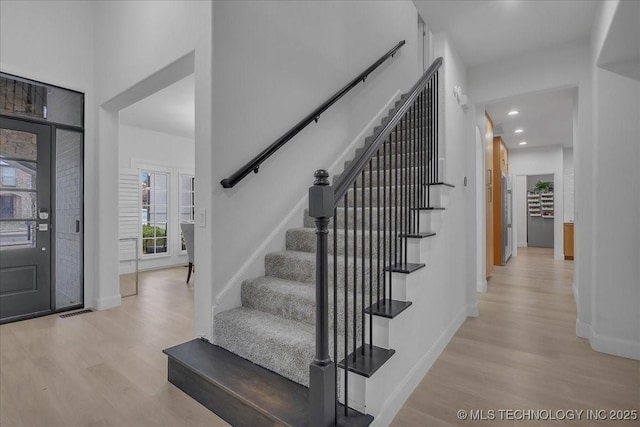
[241, 275, 368, 337]
[214, 306, 314, 386]
[241, 276, 316, 326]
[265, 250, 381, 288]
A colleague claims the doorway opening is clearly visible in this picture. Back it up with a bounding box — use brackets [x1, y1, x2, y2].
[103, 54, 196, 298]
[523, 174, 555, 250]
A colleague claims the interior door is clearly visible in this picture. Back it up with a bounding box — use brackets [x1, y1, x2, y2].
[0, 117, 52, 322]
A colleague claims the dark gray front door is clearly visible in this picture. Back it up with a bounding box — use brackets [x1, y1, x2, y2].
[0, 118, 52, 322]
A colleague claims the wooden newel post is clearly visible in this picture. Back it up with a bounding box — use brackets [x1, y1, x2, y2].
[308, 169, 336, 427]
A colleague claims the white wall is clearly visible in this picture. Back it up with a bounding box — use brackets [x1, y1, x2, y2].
[119, 125, 194, 170]
[432, 33, 477, 317]
[587, 0, 640, 359]
[118, 125, 194, 273]
[563, 148, 574, 222]
[0, 0, 98, 307]
[209, 1, 419, 335]
[92, 1, 213, 328]
[509, 146, 564, 260]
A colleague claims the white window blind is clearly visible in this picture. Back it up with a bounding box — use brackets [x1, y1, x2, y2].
[119, 169, 139, 261]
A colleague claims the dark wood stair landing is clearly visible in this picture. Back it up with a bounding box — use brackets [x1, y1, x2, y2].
[164, 339, 373, 427]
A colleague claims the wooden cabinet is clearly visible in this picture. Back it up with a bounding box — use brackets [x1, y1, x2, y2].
[564, 223, 574, 260]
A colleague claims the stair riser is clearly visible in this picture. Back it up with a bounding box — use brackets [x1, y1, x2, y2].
[335, 168, 442, 188]
[242, 280, 372, 337]
[287, 228, 404, 259]
[265, 252, 384, 292]
[215, 318, 314, 386]
[304, 208, 421, 231]
[339, 185, 433, 208]
[346, 154, 438, 172]
[214, 315, 362, 388]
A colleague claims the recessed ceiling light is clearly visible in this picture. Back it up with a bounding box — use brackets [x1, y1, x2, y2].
[519, 141, 527, 145]
[508, 110, 519, 116]
[515, 129, 523, 133]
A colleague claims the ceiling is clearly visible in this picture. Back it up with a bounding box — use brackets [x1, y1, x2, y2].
[116, 2, 600, 144]
[119, 74, 195, 139]
[413, 0, 599, 68]
[485, 86, 576, 151]
[412, 1, 593, 153]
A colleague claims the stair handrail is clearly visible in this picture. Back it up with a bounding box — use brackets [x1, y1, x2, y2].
[220, 40, 406, 189]
[332, 56, 443, 203]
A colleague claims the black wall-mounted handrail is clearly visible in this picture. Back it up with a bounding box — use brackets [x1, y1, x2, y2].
[220, 40, 406, 189]
[332, 56, 443, 203]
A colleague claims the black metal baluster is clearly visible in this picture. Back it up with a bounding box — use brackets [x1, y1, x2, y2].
[343, 194, 348, 417]
[428, 80, 433, 204]
[333, 207, 338, 425]
[404, 109, 409, 261]
[384, 133, 388, 303]
[377, 148, 381, 307]
[411, 100, 416, 234]
[418, 90, 423, 230]
[395, 115, 400, 270]
[369, 158, 374, 349]
[361, 171, 365, 354]
[435, 71, 439, 183]
[352, 180, 357, 364]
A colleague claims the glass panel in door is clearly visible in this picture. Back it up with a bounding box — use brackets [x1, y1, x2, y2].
[0, 118, 52, 322]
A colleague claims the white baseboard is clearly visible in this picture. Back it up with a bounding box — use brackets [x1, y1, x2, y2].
[372, 305, 468, 427]
[576, 319, 640, 360]
[466, 302, 479, 317]
[94, 294, 121, 310]
[591, 331, 640, 360]
[477, 279, 487, 293]
[576, 318, 592, 339]
[517, 242, 528, 247]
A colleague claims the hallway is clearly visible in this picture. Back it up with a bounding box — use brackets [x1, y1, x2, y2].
[392, 247, 639, 426]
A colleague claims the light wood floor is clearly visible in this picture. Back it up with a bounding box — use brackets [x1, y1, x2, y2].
[392, 247, 640, 426]
[0, 267, 229, 427]
[1, 250, 638, 426]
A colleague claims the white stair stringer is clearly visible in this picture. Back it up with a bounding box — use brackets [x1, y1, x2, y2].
[335, 204, 462, 419]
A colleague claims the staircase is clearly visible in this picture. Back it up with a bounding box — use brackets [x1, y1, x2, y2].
[165, 55, 448, 426]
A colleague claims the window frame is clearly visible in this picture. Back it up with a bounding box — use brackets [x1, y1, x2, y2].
[178, 173, 195, 254]
[139, 168, 170, 258]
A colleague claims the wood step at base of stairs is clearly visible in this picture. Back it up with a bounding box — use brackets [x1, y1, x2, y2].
[164, 339, 373, 427]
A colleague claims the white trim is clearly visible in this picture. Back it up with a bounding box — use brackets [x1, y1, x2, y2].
[466, 302, 479, 317]
[371, 305, 469, 427]
[94, 294, 121, 310]
[591, 332, 640, 360]
[576, 319, 640, 360]
[477, 279, 487, 293]
[576, 318, 592, 339]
